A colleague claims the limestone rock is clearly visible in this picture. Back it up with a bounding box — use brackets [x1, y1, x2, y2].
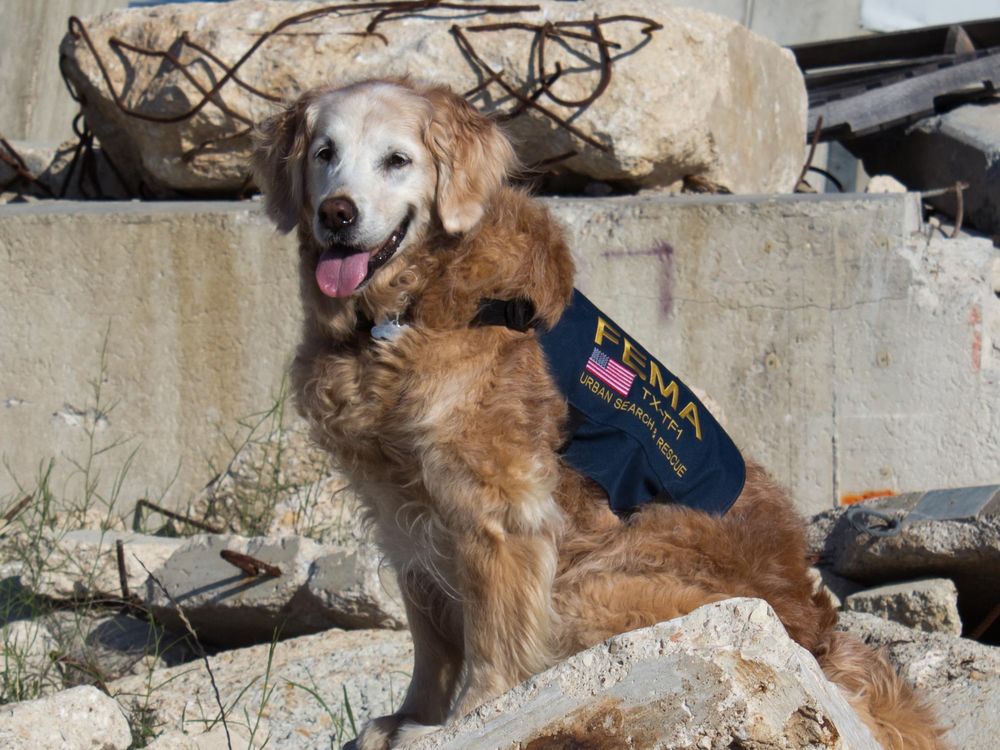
[405, 598, 880, 750]
[838, 611, 1000, 750]
[843, 578, 962, 635]
[60, 0, 806, 196]
[109, 628, 414, 748]
[0, 685, 132, 750]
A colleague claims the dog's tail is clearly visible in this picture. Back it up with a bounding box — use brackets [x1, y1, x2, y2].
[815, 630, 950, 749]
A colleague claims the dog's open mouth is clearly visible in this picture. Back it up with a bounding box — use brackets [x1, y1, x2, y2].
[315, 212, 411, 298]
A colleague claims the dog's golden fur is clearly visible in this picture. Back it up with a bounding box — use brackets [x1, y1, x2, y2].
[253, 79, 947, 750]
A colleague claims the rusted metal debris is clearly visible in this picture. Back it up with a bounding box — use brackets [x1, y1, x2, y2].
[58, 1, 661, 197]
[219, 549, 282, 579]
[133, 498, 224, 534]
[0, 495, 33, 531]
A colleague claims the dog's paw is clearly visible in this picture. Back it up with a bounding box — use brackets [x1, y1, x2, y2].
[352, 715, 398, 750]
[350, 715, 442, 750]
[395, 721, 443, 744]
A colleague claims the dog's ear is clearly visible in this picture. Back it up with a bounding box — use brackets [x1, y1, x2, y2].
[251, 93, 316, 233]
[423, 87, 516, 235]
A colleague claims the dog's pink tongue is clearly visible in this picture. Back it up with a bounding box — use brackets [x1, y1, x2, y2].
[315, 249, 369, 297]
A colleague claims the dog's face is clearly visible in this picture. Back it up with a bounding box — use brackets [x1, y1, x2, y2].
[252, 80, 515, 300]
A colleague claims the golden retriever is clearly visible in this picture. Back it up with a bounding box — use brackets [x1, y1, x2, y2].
[252, 79, 945, 750]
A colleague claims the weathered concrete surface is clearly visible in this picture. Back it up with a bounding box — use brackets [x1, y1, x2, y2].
[62, 1, 805, 196]
[0, 684, 132, 750]
[0, 1, 125, 143]
[854, 102, 1000, 235]
[843, 578, 962, 635]
[404, 598, 879, 750]
[109, 628, 414, 749]
[2, 194, 999, 516]
[839, 611, 1000, 750]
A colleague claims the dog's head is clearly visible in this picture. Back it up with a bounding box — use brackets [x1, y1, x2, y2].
[252, 79, 515, 300]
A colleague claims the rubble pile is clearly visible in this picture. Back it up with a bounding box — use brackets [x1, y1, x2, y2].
[50, 0, 806, 198]
[0, 426, 996, 748]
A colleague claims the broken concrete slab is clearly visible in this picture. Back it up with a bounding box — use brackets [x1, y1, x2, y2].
[853, 101, 1000, 235]
[0, 684, 132, 750]
[839, 611, 1000, 750]
[808, 486, 1000, 635]
[3, 194, 999, 517]
[109, 627, 414, 749]
[60, 0, 805, 195]
[25, 527, 403, 644]
[404, 597, 879, 750]
[142, 533, 404, 645]
[843, 578, 962, 635]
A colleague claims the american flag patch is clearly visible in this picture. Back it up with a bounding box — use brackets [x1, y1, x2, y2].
[585, 347, 635, 397]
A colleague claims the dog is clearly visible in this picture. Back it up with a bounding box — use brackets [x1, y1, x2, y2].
[252, 79, 947, 750]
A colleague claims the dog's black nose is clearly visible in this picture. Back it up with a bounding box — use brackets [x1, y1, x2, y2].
[318, 197, 358, 229]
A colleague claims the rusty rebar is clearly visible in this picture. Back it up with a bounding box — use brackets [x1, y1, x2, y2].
[0, 138, 55, 198]
[58, 0, 661, 189]
[134, 498, 224, 534]
[219, 549, 282, 578]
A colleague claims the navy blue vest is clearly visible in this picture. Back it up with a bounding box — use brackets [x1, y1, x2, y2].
[536, 290, 746, 516]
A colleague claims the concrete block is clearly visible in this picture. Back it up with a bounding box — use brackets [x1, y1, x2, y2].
[2, 194, 999, 517]
[405, 598, 880, 750]
[141, 534, 405, 645]
[843, 578, 962, 635]
[855, 101, 1000, 235]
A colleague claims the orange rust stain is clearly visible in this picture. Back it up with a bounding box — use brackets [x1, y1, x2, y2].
[970, 304, 982, 372]
[840, 489, 897, 506]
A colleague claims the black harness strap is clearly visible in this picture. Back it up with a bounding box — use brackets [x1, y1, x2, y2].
[471, 298, 538, 332]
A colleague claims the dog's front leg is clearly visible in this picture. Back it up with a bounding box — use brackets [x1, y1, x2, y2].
[422, 446, 563, 720]
[449, 523, 560, 718]
[354, 574, 461, 750]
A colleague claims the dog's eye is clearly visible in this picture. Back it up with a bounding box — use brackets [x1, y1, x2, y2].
[386, 152, 411, 170]
[315, 145, 334, 163]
